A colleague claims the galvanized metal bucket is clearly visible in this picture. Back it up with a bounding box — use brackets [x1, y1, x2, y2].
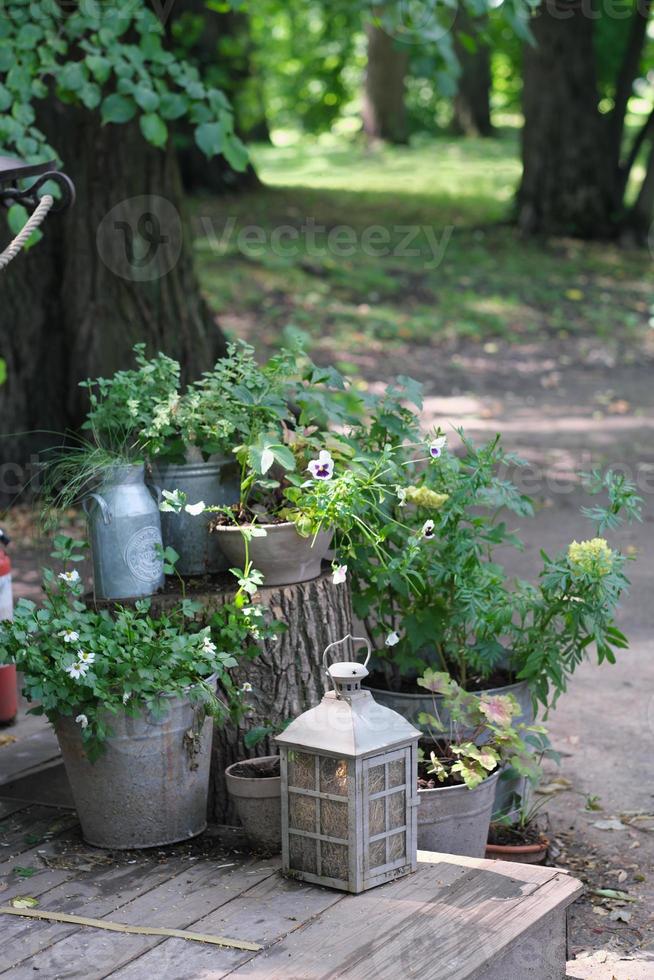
[83, 464, 164, 600]
[150, 457, 240, 575]
[55, 690, 215, 849]
[417, 769, 500, 857]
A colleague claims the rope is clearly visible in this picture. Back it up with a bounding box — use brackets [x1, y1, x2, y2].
[0, 193, 54, 271]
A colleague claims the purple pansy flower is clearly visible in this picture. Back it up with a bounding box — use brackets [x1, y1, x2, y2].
[308, 450, 334, 480]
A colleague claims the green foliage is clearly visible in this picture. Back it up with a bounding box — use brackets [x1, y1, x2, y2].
[0, 536, 264, 760]
[0, 0, 245, 168]
[416, 672, 544, 790]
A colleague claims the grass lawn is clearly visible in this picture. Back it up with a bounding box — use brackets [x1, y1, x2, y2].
[192, 130, 652, 361]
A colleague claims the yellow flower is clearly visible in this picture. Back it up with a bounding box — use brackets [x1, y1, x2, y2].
[402, 486, 449, 510]
[568, 538, 614, 576]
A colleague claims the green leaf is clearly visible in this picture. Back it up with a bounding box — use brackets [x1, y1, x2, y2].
[80, 83, 101, 110]
[139, 113, 167, 148]
[223, 136, 249, 172]
[0, 359, 6, 386]
[85, 55, 111, 84]
[159, 92, 187, 120]
[195, 121, 224, 159]
[59, 61, 87, 93]
[101, 93, 136, 125]
[133, 85, 160, 112]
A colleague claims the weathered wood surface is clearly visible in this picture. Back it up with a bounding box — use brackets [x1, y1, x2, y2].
[0, 799, 582, 979]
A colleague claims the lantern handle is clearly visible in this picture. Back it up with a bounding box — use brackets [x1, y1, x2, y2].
[322, 634, 371, 672]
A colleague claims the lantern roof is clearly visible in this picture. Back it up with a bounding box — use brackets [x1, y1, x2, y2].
[276, 689, 420, 758]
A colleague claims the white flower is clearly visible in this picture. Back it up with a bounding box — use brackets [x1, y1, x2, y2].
[385, 631, 400, 647]
[122, 692, 131, 704]
[332, 564, 348, 585]
[160, 489, 185, 513]
[421, 520, 435, 539]
[241, 682, 253, 693]
[65, 662, 89, 680]
[127, 398, 140, 418]
[58, 629, 79, 643]
[307, 450, 334, 480]
[185, 501, 206, 516]
[396, 487, 407, 507]
[59, 570, 80, 584]
[77, 650, 95, 665]
[202, 635, 217, 654]
[429, 436, 447, 459]
[75, 713, 88, 729]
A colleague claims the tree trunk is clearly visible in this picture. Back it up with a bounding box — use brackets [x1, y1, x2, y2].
[138, 569, 354, 823]
[362, 23, 409, 144]
[0, 100, 226, 477]
[452, 15, 494, 138]
[517, 0, 615, 237]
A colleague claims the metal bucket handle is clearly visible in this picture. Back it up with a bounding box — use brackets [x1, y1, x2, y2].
[82, 492, 112, 526]
[322, 634, 371, 672]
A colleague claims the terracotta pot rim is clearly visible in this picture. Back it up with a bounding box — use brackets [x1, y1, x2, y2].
[485, 838, 549, 856]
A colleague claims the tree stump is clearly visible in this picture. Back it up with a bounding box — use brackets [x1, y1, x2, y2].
[116, 568, 353, 822]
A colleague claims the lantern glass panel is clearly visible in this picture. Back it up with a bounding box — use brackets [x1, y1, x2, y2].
[319, 757, 349, 796]
[368, 838, 386, 870]
[289, 834, 318, 874]
[369, 796, 386, 836]
[367, 764, 386, 795]
[388, 831, 406, 863]
[388, 790, 406, 830]
[320, 799, 348, 839]
[321, 841, 349, 879]
[388, 758, 405, 788]
[288, 751, 316, 790]
[289, 792, 316, 833]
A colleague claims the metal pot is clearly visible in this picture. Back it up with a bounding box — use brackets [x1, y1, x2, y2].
[212, 523, 333, 587]
[418, 769, 500, 857]
[55, 691, 214, 849]
[150, 457, 239, 575]
[368, 678, 535, 821]
[224, 755, 281, 852]
[83, 464, 164, 600]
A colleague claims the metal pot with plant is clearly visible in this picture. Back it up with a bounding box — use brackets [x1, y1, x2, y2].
[415, 670, 545, 858]
[0, 535, 264, 849]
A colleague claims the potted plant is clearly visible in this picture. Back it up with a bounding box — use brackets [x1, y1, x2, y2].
[415, 670, 544, 858]
[0, 535, 262, 849]
[350, 419, 641, 720]
[39, 347, 182, 599]
[224, 755, 282, 853]
[486, 793, 550, 865]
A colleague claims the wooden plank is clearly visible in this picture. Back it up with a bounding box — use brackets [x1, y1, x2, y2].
[0, 761, 74, 808]
[224, 859, 582, 979]
[0, 805, 78, 858]
[0, 799, 31, 820]
[0, 721, 60, 784]
[110, 868, 346, 980]
[3, 854, 278, 977]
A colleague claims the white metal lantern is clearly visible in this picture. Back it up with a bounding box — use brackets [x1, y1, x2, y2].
[276, 635, 420, 894]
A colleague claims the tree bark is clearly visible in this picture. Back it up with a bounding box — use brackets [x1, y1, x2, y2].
[517, 0, 615, 237]
[452, 15, 494, 138]
[362, 23, 409, 144]
[138, 569, 354, 823]
[0, 100, 226, 476]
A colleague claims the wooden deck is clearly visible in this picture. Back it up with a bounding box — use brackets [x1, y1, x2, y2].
[0, 748, 582, 978]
